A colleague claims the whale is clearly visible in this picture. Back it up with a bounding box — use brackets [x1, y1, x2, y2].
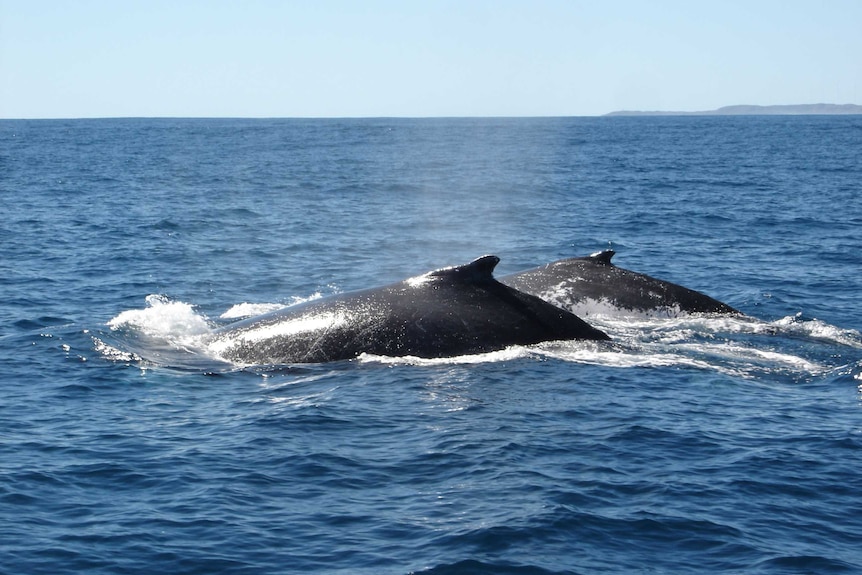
[208, 255, 609, 365]
[500, 250, 740, 317]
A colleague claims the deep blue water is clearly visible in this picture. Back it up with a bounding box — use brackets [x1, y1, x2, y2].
[2, 116, 861, 574]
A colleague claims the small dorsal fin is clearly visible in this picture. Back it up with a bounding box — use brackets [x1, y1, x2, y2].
[588, 250, 615, 265]
[430, 255, 500, 282]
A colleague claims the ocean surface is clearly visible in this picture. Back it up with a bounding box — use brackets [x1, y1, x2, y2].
[1, 116, 861, 574]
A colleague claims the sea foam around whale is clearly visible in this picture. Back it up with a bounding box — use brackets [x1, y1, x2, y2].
[101, 292, 860, 381]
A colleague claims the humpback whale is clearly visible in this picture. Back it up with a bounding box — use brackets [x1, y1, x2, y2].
[501, 250, 739, 317]
[209, 255, 609, 365]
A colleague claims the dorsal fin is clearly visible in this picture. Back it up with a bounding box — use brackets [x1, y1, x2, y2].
[429, 255, 500, 282]
[588, 250, 615, 265]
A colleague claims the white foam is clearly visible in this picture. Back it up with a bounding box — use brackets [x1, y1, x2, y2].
[530, 313, 837, 378]
[537, 345, 716, 371]
[108, 294, 211, 338]
[676, 341, 823, 372]
[92, 336, 141, 362]
[771, 314, 862, 348]
[357, 345, 532, 366]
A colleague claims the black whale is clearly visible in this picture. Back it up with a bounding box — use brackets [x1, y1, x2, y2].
[210, 255, 609, 365]
[501, 250, 739, 317]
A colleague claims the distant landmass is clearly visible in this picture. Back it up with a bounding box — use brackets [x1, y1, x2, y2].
[604, 103, 862, 116]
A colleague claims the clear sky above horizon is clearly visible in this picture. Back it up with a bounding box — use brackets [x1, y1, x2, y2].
[1, 0, 860, 118]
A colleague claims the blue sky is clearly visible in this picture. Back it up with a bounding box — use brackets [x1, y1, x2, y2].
[1, 0, 860, 118]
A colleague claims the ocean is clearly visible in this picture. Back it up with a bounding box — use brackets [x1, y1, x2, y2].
[1, 116, 861, 574]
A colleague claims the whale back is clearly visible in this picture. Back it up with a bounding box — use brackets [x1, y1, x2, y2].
[427, 254, 500, 283]
[501, 251, 739, 317]
[210, 256, 608, 364]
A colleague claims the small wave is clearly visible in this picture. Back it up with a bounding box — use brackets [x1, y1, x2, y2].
[411, 559, 566, 575]
[771, 313, 862, 348]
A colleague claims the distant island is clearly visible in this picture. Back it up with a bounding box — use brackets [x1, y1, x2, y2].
[604, 103, 862, 116]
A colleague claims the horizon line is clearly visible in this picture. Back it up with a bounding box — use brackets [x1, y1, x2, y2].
[1, 114, 602, 121]
[3, 103, 860, 121]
